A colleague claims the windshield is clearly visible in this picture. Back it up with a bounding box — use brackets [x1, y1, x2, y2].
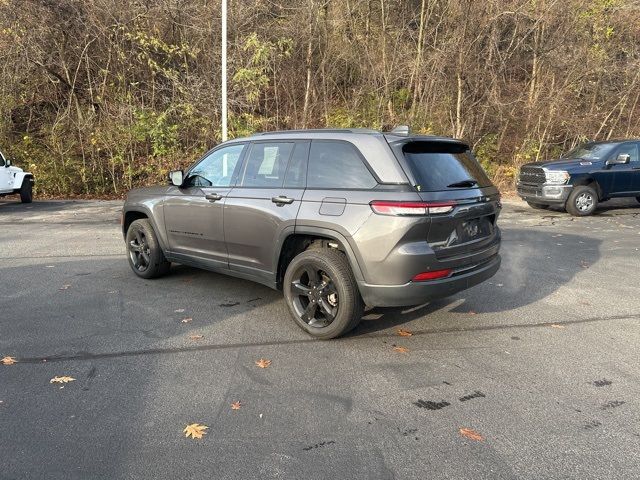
[400, 141, 492, 192]
[563, 143, 616, 160]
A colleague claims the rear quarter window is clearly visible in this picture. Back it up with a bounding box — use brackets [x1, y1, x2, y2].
[401, 141, 492, 192]
[307, 141, 377, 189]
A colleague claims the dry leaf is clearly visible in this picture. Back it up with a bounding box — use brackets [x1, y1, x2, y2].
[174, 308, 186, 313]
[255, 359, 271, 368]
[181, 317, 193, 324]
[1, 356, 17, 365]
[468, 311, 477, 315]
[550, 324, 565, 329]
[393, 346, 409, 353]
[189, 334, 204, 340]
[59, 285, 71, 291]
[459, 428, 484, 441]
[397, 329, 413, 337]
[183, 423, 208, 439]
[50, 376, 76, 384]
[231, 401, 241, 410]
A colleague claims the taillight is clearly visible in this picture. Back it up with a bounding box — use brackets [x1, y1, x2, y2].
[412, 269, 452, 281]
[370, 201, 455, 216]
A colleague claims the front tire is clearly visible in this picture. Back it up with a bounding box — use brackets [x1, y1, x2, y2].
[526, 201, 549, 210]
[283, 248, 363, 339]
[19, 179, 32, 203]
[126, 219, 170, 279]
[566, 185, 598, 216]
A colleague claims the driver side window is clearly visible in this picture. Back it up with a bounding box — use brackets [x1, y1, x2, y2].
[187, 144, 245, 187]
[614, 143, 639, 163]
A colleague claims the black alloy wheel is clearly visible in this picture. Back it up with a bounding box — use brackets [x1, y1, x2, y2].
[129, 229, 151, 273]
[290, 264, 339, 328]
[125, 219, 170, 279]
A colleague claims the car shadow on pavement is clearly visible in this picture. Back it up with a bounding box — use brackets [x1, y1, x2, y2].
[348, 227, 602, 336]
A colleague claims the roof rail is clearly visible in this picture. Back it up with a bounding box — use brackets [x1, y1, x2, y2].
[251, 128, 379, 136]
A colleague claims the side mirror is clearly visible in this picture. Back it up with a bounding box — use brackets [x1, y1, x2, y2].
[169, 170, 184, 187]
[4, 159, 10, 167]
[607, 153, 631, 166]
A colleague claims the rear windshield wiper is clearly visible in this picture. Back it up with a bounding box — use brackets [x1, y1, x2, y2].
[447, 179, 478, 188]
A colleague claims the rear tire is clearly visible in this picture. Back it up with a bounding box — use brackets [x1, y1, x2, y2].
[566, 185, 598, 216]
[526, 201, 549, 210]
[19, 179, 32, 203]
[126, 219, 170, 279]
[283, 248, 363, 339]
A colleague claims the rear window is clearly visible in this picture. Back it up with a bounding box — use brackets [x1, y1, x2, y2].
[401, 142, 492, 192]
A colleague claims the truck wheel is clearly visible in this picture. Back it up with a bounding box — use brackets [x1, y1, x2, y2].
[284, 248, 363, 339]
[566, 186, 598, 216]
[126, 219, 170, 279]
[19, 179, 32, 203]
[526, 201, 549, 210]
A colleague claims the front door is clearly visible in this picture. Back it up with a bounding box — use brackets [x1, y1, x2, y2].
[0, 152, 12, 192]
[224, 141, 309, 282]
[605, 143, 639, 195]
[163, 143, 246, 267]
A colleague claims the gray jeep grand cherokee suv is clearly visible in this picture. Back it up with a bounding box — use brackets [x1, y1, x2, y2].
[123, 128, 501, 339]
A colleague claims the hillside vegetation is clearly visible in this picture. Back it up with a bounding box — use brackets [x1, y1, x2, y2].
[1, 0, 639, 195]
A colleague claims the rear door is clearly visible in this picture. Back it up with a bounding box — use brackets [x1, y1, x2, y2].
[393, 140, 501, 260]
[224, 140, 309, 282]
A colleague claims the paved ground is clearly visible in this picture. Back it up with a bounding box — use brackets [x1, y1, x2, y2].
[1, 197, 639, 480]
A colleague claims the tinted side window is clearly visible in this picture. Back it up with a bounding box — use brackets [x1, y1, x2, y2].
[240, 142, 294, 187]
[307, 141, 377, 189]
[283, 142, 309, 188]
[187, 144, 244, 187]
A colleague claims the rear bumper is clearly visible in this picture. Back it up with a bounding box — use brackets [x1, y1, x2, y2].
[516, 183, 572, 204]
[357, 255, 501, 307]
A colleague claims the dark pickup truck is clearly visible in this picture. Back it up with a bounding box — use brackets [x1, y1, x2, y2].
[517, 140, 640, 216]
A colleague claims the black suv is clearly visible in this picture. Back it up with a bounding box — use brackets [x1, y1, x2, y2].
[517, 140, 640, 215]
[122, 129, 501, 338]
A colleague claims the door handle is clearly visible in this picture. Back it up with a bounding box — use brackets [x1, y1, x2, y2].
[205, 193, 223, 202]
[271, 195, 294, 205]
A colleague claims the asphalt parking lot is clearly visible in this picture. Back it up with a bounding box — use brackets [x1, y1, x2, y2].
[1, 197, 640, 480]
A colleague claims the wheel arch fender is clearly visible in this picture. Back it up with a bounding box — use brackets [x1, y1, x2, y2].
[13, 171, 34, 189]
[274, 226, 366, 288]
[572, 176, 603, 199]
[123, 206, 169, 252]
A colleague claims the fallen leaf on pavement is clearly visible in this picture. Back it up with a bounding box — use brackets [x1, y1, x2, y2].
[468, 311, 477, 315]
[393, 346, 409, 353]
[189, 334, 204, 340]
[59, 285, 71, 291]
[397, 329, 413, 337]
[550, 324, 565, 329]
[231, 401, 241, 410]
[50, 376, 76, 384]
[255, 359, 271, 368]
[174, 308, 185, 313]
[1, 356, 17, 365]
[459, 428, 484, 441]
[181, 317, 193, 324]
[183, 423, 208, 439]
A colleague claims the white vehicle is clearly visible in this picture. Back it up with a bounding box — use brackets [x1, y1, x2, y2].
[0, 150, 34, 203]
